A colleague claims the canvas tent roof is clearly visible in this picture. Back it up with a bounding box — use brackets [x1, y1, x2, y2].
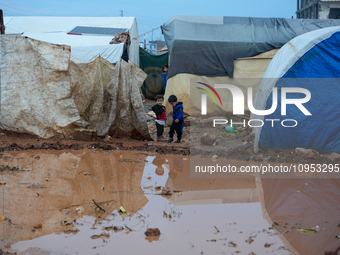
[161, 15, 340, 78]
[4, 16, 139, 65]
[252, 26, 340, 153]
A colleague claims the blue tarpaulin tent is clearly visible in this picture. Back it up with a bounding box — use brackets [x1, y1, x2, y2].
[252, 26, 340, 153]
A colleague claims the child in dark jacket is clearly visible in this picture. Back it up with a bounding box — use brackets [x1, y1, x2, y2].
[151, 95, 167, 142]
[167, 95, 184, 143]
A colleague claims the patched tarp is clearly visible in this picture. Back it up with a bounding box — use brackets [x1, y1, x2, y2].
[162, 16, 340, 78]
[0, 35, 150, 139]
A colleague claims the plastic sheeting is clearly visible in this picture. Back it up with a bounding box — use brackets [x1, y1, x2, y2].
[139, 47, 169, 100]
[257, 177, 340, 255]
[4, 16, 140, 66]
[162, 15, 340, 79]
[0, 35, 150, 139]
[252, 26, 340, 153]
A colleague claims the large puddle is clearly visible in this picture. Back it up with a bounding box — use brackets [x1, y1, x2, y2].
[0, 150, 339, 255]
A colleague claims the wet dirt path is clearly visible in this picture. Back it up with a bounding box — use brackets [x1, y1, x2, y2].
[0, 150, 294, 254]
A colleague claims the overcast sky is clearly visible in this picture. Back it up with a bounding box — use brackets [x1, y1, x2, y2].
[2, 0, 297, 41]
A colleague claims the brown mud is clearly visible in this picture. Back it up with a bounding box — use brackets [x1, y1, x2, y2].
[0, 150, 339, 254]
[0, 150, 290, 255]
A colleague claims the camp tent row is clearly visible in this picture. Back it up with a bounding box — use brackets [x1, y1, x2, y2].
[161, 15, 340, 116]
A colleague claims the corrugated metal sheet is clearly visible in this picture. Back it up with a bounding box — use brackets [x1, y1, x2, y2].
[69, 26, 127, 36]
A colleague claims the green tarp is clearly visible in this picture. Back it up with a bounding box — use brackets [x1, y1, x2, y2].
[139, 47, 168, 100]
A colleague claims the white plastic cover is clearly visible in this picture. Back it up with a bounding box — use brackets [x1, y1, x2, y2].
[4, 16, 139, 66]
[0, 35, 149, 139]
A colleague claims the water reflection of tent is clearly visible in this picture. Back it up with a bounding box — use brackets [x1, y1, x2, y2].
[165, 156, 258, 205]
[257, 178, 340, 255]
[161, 16, 340, 116]
[253, 26, 340, 153]
[1, 150, 148, 242]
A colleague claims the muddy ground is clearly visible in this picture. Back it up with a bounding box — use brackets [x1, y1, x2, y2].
[0, 150, 293, 255]
[0, 100, 336, 165]
[0, 120, 336, 165]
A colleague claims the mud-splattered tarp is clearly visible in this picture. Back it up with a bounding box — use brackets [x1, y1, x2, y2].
[257, 177, 340, 255]
[0, 35, 150, 139]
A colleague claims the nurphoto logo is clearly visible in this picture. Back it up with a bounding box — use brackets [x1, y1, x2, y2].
[196, 82, 312, 128]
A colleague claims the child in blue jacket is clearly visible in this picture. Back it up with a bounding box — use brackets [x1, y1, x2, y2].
[167, 95, 184, 143]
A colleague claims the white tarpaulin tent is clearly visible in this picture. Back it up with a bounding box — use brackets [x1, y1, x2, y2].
[4, 16, 139, 66]
[0, 35, 150, 139]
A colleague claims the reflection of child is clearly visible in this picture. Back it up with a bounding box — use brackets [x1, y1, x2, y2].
[155, 166, 165, 176]
[152, 156, 167, 176]
[168, 95, 184, 143]
[152, 95, 167, 142]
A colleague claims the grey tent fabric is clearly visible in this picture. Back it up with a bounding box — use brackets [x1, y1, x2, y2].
[161, 16, 340, 78]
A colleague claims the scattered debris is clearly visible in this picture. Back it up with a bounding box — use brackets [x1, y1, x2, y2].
[295, 148, 320, 159]
[264, 243, 272, 248]
[76, 206, 84, 214]
[61, 209, 72, 215]
[104, 135, 113, 143]
[297, 228, 317, 234]
[0, 215, 8, 221]
[228, 241, 237, 248]
[91, 232, 110, 239]
[245, 237, 254, 244]
[113, 226, 124, 231]
[124, 225, 134, 232]
[83, 172, 90, 176]
[65, 226, 78, 233]
[145, 228, 161, 236]
[214, 225, 220, 233]
[61, 220, 73, 226]
[28, 183, 44, 188]
[93, 199, 106, 213]
[119, 206, 126, 213]
[34, 224, 42, 228]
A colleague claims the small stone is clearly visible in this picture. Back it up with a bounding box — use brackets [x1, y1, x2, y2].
[145, 228, 161, 236]
[104, 135, 113, 143]
[201, 133, 216, 146]
[295, 148, 319, 159]
[328, 153, 340, 161]
[74, 129, 97, 141]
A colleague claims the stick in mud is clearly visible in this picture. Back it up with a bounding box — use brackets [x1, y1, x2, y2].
[92, 199, 106, 212]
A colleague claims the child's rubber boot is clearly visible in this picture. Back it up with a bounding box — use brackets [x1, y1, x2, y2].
[157, 136, 167, 142]
[174, 139, 181, 143]
[167, 138, 173, 143]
